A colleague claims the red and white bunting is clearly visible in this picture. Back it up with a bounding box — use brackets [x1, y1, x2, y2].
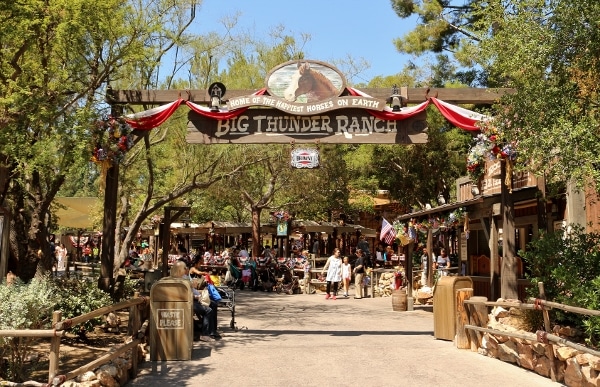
[119, 87, 489, 132]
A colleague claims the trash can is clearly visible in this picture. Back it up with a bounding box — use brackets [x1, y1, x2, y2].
[149, 278, 193, 360]
[433, 276, 473, 341]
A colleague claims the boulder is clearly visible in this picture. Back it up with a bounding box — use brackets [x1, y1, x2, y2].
[556, 346, 579, 361]
[517, 341, 536, 370]
[497, 340, 519, 363]
[96, 370, 119, 387]
[76, 371, 97, 382]
[564, 357, 584, 387]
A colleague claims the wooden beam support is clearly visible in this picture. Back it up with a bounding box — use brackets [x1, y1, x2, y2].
[109, 87, 515, 106]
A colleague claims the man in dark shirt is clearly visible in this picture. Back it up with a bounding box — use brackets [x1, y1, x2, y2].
[352, 249, 366, 299]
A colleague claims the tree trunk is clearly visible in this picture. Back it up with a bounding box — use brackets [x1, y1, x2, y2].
[251, 207, 261, 257]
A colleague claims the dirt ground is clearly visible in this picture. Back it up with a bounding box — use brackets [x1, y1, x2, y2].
[25, 311, 130, 382]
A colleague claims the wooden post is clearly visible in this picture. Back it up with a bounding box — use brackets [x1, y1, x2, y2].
[406, 240, 414, 310]
[426, 229, 433, 287]
[129, 293, 141, 379]
[500, 160, 518, 299]
[161, 209, 171, 278]
[467, 296, 488, 352]
[48, 310, 62, 384]
[538, 282, 557, 382]
[455, 288, 473, 349]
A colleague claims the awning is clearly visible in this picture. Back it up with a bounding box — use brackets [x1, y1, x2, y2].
[395, 197, 484, 221]
[354, 225, 378, 238]
[292, 220, 335, 233]
[54, 197, 101, 230]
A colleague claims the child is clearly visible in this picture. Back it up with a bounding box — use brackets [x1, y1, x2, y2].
[341, 256, 352, 298]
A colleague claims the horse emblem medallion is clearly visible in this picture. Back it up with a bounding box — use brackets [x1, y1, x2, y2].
[266, 59, 346, 104]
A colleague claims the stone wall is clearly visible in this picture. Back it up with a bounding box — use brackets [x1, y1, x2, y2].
[476, 305, 600, 386]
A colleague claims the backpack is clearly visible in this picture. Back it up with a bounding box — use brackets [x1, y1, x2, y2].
[207, 284, 222, 302]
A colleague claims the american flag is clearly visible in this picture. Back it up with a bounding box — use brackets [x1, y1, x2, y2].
[380, 218, 397, 245]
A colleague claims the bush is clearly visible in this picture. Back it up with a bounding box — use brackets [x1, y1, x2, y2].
[520, 225, 600, 347]
[51, 276, 112, 338]
[0, 276, 59, 382]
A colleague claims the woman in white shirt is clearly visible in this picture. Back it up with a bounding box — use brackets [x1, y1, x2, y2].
[321, 248, 343, 300]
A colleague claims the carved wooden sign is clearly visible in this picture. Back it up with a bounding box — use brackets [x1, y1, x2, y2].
[186, 60, 428, 144]
[187, 108, 427, 144]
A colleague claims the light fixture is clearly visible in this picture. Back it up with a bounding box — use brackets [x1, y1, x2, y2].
[437, 193, 446, 205]
[208, 82, 226, 112]
[471, 185, 480, 196]
[388, 84, 404, 112]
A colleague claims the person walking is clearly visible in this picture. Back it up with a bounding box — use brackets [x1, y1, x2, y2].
[312, 238, 320, 259]
[420, 247, 433, 285]
[321, 248, 342, 300]
[341, 256, 352, 298]
[353, 249, 366, 299]
[436, 248, 451, 276]
[55, 242, 67, 271]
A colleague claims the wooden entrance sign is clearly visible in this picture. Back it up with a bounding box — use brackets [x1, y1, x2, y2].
[186, 60, 428, 145]
[186, 108, 427, 144]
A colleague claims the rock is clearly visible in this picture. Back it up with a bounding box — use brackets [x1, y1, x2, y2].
[532, 342, 548, 356]
[517, 341, 536, 370]
[482, 334, 498, 358]
[588, 355, 600, 371]
[534, 354, 552, 378]
[98, 364, 119, 378]
[105, 312, 121, 328]
[581, 365, 600, 386]
[564, 357, 584, 387]
[497, 340, 519, 363]
[81, 381, 101, 387]
[556, 359, 566, 383]
[556, 346, 579, 361]
[492, 306, 509, 319]
[558, 326, 578, 337]
[96, 370, 119, 387]
[76, 371, 97, 382]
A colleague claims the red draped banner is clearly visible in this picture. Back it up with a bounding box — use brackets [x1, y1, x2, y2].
[122, 87, 488, 132]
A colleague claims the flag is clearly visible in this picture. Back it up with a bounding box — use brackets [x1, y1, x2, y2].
[380, 218, 397, 245]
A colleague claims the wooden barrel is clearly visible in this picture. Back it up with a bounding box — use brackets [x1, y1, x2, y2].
[392, 289, 407, 311]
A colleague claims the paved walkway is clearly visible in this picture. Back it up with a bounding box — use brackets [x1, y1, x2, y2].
[128, 289, 564, 387]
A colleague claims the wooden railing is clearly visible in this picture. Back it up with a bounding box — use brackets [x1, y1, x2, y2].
[455, 282, 600, 383]
[0, 295, 149, 385]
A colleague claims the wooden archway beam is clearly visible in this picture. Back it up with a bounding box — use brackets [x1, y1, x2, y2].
[108, 87, 515, 106]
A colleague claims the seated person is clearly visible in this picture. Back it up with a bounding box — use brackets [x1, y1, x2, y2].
[189, 255, 207, 278]
[194, 276, 221, 340]
[170, 261, 218, 342]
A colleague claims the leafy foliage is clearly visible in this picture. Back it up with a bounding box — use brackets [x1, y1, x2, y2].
[520, 226, 600, 346]
[0, 276, 58, 381]
[474, 0, 600, 189]
[50, 276, 112, 337]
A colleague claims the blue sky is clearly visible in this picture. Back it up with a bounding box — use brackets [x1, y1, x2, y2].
[194, 0, 419, 84]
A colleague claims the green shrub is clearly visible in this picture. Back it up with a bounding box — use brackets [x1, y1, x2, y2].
[0, 276, 59, 382]
[520, 225, 600, 347]
[51, 276, 112, 338]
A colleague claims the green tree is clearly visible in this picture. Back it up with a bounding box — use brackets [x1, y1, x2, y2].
[473, 0, 600, 189]
[0, 0, 201, 280]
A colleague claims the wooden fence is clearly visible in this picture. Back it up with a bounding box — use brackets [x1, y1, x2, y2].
[456, 282, 600, 383]
[0, 294, 149, 386]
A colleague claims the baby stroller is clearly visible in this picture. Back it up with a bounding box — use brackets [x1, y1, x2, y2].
[274, 263, 299, 294]
[257, 264, 277, 292]
[225, 259, 245, 290]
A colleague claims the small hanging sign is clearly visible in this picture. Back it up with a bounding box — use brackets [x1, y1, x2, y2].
[291, 148, 320, 169]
